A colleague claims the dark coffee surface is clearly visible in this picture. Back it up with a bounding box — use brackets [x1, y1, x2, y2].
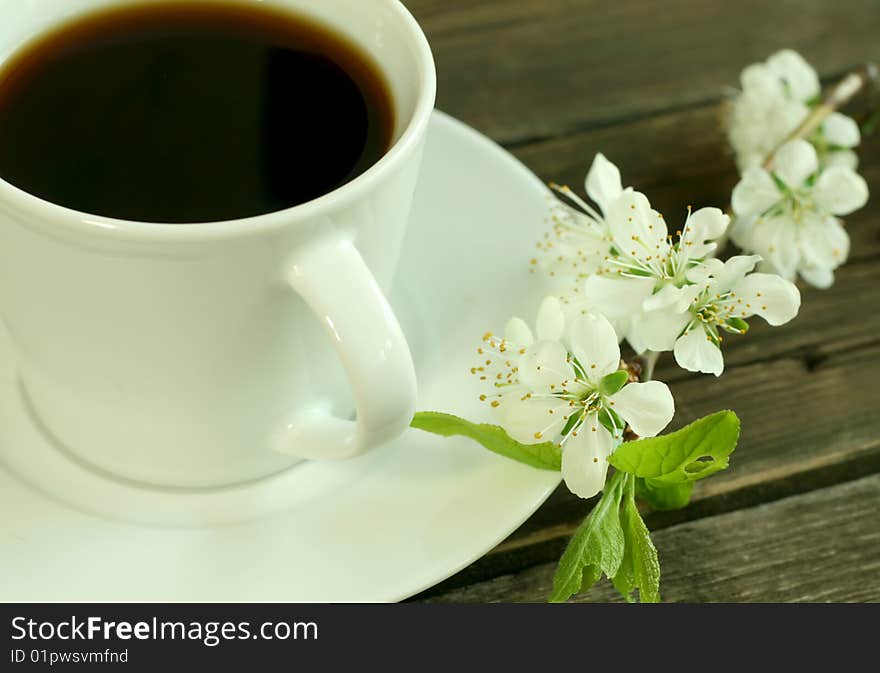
[0, 2, 394, 223]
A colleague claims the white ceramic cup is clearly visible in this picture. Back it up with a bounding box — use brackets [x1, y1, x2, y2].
[0, 0, 436, 488]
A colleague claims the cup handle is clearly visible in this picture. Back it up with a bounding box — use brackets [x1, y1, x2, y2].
[271, 234, 417, 460]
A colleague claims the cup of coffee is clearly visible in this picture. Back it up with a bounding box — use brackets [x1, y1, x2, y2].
[0, 0, 436, 488]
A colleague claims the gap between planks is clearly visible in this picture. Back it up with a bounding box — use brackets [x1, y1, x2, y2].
[420, 473, 880, 603]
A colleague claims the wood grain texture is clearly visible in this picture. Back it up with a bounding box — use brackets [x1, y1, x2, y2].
[509, 104, 880, 264]
[406, 0, 880, 144]
[403, 0, 880, 602]
[424, 474, 880, 603]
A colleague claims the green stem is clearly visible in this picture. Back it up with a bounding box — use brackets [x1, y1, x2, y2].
[606, 466, 630, 497]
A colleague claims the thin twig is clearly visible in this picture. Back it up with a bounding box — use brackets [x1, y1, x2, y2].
[763, 62, 880, 170]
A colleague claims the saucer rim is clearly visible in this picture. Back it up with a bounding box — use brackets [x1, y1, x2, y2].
[0, 109, 562, 602]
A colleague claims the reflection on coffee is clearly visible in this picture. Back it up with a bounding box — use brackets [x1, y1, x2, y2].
[0, 2, 394, 223]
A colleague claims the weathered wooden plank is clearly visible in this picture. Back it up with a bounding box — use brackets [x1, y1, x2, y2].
[415, 103, 880, 592]
[415, 339, 880, 598]
[403, 0, 880, 604]
[422, 473, 880, 602]
[509, 103, 880, 263]
[406, 0, 880, 144]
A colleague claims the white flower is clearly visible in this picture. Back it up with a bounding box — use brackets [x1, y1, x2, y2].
[537, 154, 626, 286]
[635, 256, 801, 376]
[727, 49, 861, 171]
[475, 298, 675, 499]
[731, 139, 869, 287]
[571, 191, 730, 352]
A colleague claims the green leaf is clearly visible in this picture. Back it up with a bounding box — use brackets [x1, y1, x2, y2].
[612, 477, 661, 603]
[549, 472, 626, 603]
[599, 370, 628, 396]
[608, 410, 740, 485]
[410, 411, 561, 470]
[635, 478, 694, 510]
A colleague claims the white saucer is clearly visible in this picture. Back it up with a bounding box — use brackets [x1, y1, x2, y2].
[0, 111, 560, 602]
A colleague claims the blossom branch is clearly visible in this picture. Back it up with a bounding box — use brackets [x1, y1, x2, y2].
[763, 62, 879, 170]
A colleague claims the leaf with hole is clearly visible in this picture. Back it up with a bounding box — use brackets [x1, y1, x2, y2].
[608, 410, 740, 485]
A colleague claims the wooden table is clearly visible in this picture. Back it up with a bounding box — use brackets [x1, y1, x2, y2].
[406, 0, 880, 603]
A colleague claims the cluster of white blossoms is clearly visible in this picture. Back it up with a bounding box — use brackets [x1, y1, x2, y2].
[730, 139, 868, 287]
[477, 49, 869, 500]
[726, 50, 870, 287]
[726, 49, 862, 171]
[474, 298, 674, 498]
[540, 155, 801, 376]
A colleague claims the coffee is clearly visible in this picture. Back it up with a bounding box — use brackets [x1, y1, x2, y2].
[0, 2, 394, 223]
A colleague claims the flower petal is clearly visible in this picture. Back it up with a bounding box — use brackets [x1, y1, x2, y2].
[609, 380, 675, 438]
[504, 317, 533, 348]
[747, 215, 799, 279]
[766, 49, 820, 101]
[740, 63, 785, 98]
[642, 283, 688, 312]
[714, 254, 762, 291]
[729, 214, 758, 251]
[732, 272, 801, 325]
[580, 274, 655, 338]
[561, 416, 614, 499]
[728, 84, 807, 172]
[798, 213, 850, 271]
[568, 312, 621, 382]
[824, 150, 859, 171]
[680, 207, 730, 258]
[674, 326, 724, 377]
[584, 153, 623, 215]
[822, 112, 861, 148]
[606, 188, 668, 260]
[500, 394, 568, 444]
[812, 166, 869, 216]
[772, 139, 818, 188]
[731, 167, 781, 216]
[536, 296, 565, 342]
[686, 258, 724, 284]
[629, 307, 691, 353]
[798, 264, 835, 289]
[519, 340, 573, 390]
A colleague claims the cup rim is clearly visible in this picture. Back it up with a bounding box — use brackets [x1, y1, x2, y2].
[0, 0, 437, 242]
